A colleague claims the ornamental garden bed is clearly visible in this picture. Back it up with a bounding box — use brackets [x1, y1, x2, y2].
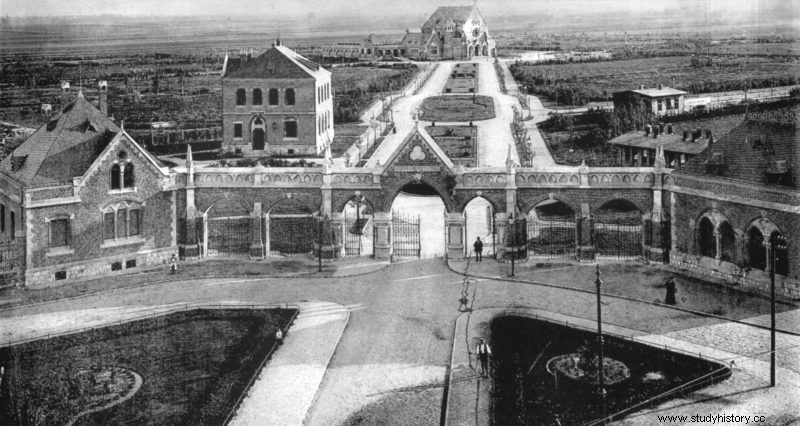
[425, 125, 478, 166]
[419, 95, 495, 122]
[444, 62, 479, 94]
[491, 316, 730, 425]
[0, 308, 296, 425]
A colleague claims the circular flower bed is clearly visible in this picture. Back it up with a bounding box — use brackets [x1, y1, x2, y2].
[547, 353, 631, 385]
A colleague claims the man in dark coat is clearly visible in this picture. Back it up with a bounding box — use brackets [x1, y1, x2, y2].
[665, 277, 677, 305]
[473, 237, 483, 262]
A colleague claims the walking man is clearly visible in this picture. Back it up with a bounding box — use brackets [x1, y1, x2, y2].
[476, 338, 492, 377]
[473, 237, 483, 262]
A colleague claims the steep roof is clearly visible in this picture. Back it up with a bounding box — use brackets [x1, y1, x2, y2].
[421, 6, 474, 30]
[380, 123, 455, 172]
[223, 45, 329, 80]
[676, 119, 799, 188]
[0, 92, 120, 187]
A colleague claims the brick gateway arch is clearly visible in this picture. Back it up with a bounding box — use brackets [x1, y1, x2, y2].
[177, 148, 669, 263]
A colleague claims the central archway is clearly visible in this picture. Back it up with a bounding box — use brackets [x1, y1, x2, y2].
[390, 181, 447, 259]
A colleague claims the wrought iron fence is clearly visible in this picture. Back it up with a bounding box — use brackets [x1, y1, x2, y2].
[508, 216, 528, 261]
[269, 215, 315, 257]
[526, 217, 576, 258]
[206, 216, 251, 257]
[344, 214, 370, 257]
[594, 220, 643, 259]
[392, 211, 420, 259]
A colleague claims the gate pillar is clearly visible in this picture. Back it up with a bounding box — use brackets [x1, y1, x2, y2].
[577, 203, 595, 261]
[495, 212, 508, 260]
[250, 203, 265, 259]
[372, 212, 393, 260]
[178, 213, 201, 259]
[330, 212, 346, 259]
[445, 213, 465, 260]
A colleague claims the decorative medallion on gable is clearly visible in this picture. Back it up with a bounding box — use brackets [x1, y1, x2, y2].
[382, 126, 455, 173]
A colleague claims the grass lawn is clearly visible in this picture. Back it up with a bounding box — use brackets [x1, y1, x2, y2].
[491, 316, 730, 425]
[419, 95, 495, 122]
[0, 308, 296, 425]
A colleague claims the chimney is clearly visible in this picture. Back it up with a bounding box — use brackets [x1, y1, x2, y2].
[60, 80, 71, 109]
[275, 38, 281, 47]
[98, 80, 108, 115]
[658, 84, 663, 90]
[645, 124, 651, 136]
[639, 84, 645, 90]
[682, 130, 688, 141]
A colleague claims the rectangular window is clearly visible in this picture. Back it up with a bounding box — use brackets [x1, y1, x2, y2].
[55, 270, 67, 280]
[126, 259, 137, 269]
[50, 218, 70, 248]
[657, 100, 663, 111]
[129, 209, 140, 236]
[233, 123, 243, 138]
[111, 261, 122, 271]
[284, 120, 298, 138]
[0, 204, 5, 233]
[104, 212, 115, 240]
[117, 208, 127, 238]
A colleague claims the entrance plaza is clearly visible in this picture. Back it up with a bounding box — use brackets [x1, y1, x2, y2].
[0, 257, 798, 424]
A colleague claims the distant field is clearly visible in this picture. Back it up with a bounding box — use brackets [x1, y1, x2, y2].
[511, 55, 799, 107]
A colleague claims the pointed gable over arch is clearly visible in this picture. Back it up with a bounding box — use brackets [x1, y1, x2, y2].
[379, 124, 455, 173]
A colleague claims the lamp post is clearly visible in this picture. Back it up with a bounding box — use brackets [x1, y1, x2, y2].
[509, 214, 515, 277]
[769, 234, 786, 387]
[317, 215, 328, 272]
[595, 264, 607, 419]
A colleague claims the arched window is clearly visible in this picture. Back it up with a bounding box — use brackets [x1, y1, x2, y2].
[123, 163, 134, 188]
[771, 231, 789, 276]
[285, 88, 295, 105]
[235, 88, 246, 106]
[111, 164, 121, 189]
[252, 88, 262, 105]
[268, 88, 279, 106]
[284, 118, 298, 138]
[719, 221, 736, 262]
[748, 227, 767, 270]
[698, 217, 716, 258]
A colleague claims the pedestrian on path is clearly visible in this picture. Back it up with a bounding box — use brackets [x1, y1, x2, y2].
[476, 338, 492, 377]
[473, 237, 483, 262]
[665, 277, 677, 305]
[169, 254, 178, 274]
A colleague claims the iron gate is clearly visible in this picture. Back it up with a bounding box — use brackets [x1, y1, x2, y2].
[594, 220, 643, 258]
[526, 217, 576, 258]
[344, 214, 370, 256]
[392, 211, 420, 259]
[269, 215, 315, 256]
[206, 216, 251, 257]
[508, 216, 527, 260]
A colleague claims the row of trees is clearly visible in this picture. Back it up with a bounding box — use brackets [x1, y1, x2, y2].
[333, 65, 418, 124]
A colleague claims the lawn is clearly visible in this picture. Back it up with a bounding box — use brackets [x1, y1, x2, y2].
[331, 63, 420, 123]
[491, 316, 730, 425]
[0, 308, 296, 425]
[444, 62, 479, 94]
[425, 125, 477, 166]
[419, 95, 495, 122]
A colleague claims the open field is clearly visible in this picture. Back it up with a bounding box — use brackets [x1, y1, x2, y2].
[511, 56, 799, 107]
[0, 308, 295, 425]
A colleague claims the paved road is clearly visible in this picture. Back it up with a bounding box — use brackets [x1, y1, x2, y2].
[2, 259, 798, 425]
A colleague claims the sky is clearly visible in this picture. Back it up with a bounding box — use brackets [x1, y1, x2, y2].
[0, 0, 796, 20]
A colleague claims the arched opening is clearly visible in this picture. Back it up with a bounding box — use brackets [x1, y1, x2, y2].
[474, 45, 480, 56]
[123, 163, 134, 188]
[251, 117, 265, 150]
[594, 199, 642, 258]
[343, 194, 374, 257]
[204, 198, 251, 257]
[719, 221, 736, 262]
[235, 88, 246, 106]
[770, 231, 789, 276]
[393, 49, 399, 57]
[391, 181, 446, 259]
[482, 45, 488, 56]
[252, 88, 262, 105]
[527, 199, 576, 258]
[748, 227, 766, 271]
[268, 199, 315, 256]
[697, 217, 716, 258]
[464, 197, 495, 258]
[110, 164, 121, 190]
[268, 88, 279, 106]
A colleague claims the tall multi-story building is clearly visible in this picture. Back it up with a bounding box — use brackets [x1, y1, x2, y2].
[222, 40, 334, 156]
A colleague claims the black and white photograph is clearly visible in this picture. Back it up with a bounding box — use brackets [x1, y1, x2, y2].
[0, 0, 798, 424]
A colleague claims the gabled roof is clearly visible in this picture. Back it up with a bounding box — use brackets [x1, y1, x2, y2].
[223, 45, 329, 80]
[380, 124, 455, 172]
[422, 6, 475, 30]
[0, 92, 120, 187]
[676, 119, 798, 188]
